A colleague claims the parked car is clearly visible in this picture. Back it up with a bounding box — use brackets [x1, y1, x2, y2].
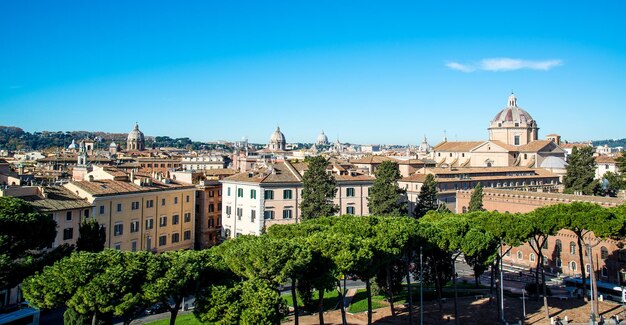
[145, 303, 169, 315]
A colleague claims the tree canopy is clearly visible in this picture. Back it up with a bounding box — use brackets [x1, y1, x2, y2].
[367, 161, 407, 216]
[564, 146, 599, 195]
[414, 174, 439, 218]
[300, 156, 338, 220]
[468, 183, 484, 212]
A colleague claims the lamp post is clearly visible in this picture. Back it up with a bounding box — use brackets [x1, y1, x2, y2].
[420, 246, 424, 325]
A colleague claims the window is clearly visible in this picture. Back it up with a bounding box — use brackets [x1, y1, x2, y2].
[346, 188, 355, 197]
[586, 264, 591, 274]
[174, 197, 178, 204]
[237, 208, 243, 220]
[555, 239, 562, 253]
[131, 240, 137, 252]
[130, 220, 139, 233]
[224, 228, 231, 238]
[208, 218, 215, 228]
[146, 236, 152, 250]
[514, 136, 520, 146]
[602, 267, 608, 277]
[218, 189, 222, 196]
[131, 201, 139, 210]
[63, 228, 73, 240]
[570, 261, 577, 271]
[237, 188, 243, 197]
[226, 206, 232, 217]
[99, 205, 105, 214]
[251, 189, 257, 199]
[66, 211, 72, 221]
[146, 200, 154, 208]
[283, 209, 293, 219]
[116, 203, 122, 212]
[184, 212, 191, 223]
[114, 243, 121, 250]
[264, 190, 274, 200]
[517, 251, 523, 260]
[172, 233, 180, 243]
[283, 190, 293, 199]
[146, 218, 154, 230]
[159, 216, 167, 227]
[264, 210, 275, 219]
[530, 253, 536, 262]
[556, 258, 562, 268]
[570, 242, 576, 255]
[161, 198, 166, 206]
[159, 235, 167, 246]
[209, 204, 214, 212]
[218, 202, 222, 211]
[184, 230, 191, 241]
[251, 210, 256, 222]
[186, 195, 190, 203]
[227, 187, 231, 196]
[209, 190, 215, 197]
[172, 214, 179, 225]
[346, 206, 355, 215]
[542, 240, 548, 250]
[114, 223, 123, 236]
[601, 246, 609, 259]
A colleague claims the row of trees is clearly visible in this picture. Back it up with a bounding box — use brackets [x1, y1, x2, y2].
[21, 201, 626, 325]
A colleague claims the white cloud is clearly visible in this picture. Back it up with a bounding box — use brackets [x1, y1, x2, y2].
[446, 58, 563, 72]
[445, 62, 476, 73]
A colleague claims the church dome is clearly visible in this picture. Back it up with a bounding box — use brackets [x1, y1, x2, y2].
[270, 126, 286, 144]
[490, 94, 536, 128]
[540, 156, 568, 169]
[109, 141, 117, 148]
[316, 130, 329, 145]
[68, 139, 78, 149]
[127, 123, 145, 142]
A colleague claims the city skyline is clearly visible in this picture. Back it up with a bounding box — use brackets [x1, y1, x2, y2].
[1, 1, 625, 144]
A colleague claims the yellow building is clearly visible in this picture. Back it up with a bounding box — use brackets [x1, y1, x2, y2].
[64, 173, 196, 252]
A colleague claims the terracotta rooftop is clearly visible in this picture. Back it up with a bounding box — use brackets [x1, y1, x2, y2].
[22, 186, 92, 212]
[203, 168, 238, 176]
[350, 156, 397, 164]
[517, 140, 555, 152]
[433, 141, 484, 152]
[69, 179, 191, 196]
[595, 156, 617, 164]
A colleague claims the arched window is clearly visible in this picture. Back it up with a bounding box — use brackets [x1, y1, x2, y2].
[586, 264, 591, 273]
[555, 239, 562, 253]
[569, 242, 576, 255]
[601, 247, 609, 260]
[570, 261, 577, 271]
[517, 251, 523, 260]
[556, 258, 562, 268]
[530, 253, 536, 262]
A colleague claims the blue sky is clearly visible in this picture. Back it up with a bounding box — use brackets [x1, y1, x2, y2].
[1, 1, 624, 145]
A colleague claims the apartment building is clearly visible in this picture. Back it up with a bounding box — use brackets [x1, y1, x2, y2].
[64, 170, 196, 253]
[220, 161, 373, 237]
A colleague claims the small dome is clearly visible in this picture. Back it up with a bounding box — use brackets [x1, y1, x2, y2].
[418, 136, 431, 152]
[540, 156, 568, 169]
[490, 94, 536, 127]
[68, 139, 78, 149]
[316, 130, 329, 145]
[127, 123, 145, 142]
[109, 141, 117, 148]
[270, 126, 286, 144]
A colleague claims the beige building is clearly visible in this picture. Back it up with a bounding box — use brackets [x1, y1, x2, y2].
[0, 186, 92, 248]
[64, 169, 196, 252]
[220, 161, 373, 237]
[400, 166, 560, 213]
[432, 94, 567, 169]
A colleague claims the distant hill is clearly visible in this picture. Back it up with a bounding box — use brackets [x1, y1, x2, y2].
[0, 126, 229, 152]
[592, 138, 626, 148]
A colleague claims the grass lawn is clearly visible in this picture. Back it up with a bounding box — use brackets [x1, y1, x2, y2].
[145, 313, 202, 325]
[282, 289, 340, 311]
[348, 289, 387, 313]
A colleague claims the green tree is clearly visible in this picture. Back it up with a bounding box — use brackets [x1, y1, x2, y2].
[368, 161, 407, 216]
[194, 278, 287, 325]
[602, 171, 625, 197]
[564, 146, 600, 195]
[300, 156, 338, 220]
[616, 151, 626, 174]
[76, 218, 106, 252]
[23, 250, 152, 325]
[413, 174, 438, 218]
[0, 197, 57, 291]
[468, 183, 484, 212]
[144, 250, 229, 325]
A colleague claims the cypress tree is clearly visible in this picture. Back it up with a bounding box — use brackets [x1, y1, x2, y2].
[413, 174, 438, 218]
[468, 183, 484, 212]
